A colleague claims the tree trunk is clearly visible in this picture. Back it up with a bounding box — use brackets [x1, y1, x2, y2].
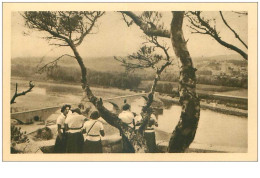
[68, 41, 148, 153]
[139, 62, 171, 133]
[168, 12, 200, 153]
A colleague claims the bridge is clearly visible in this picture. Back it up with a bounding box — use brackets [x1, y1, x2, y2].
[11, 93, 153, 124]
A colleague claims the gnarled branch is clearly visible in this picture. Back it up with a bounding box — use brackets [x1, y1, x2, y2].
[219, 11, 248, 49]
[120, 11, 170, 38]
[186, 11, 248, 60]
[11, 81, 35, 104]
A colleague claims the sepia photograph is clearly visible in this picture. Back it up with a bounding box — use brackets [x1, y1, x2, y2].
[2, 2, 257, 161]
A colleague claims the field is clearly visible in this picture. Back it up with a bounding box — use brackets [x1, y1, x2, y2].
[139, 80, 247, 97]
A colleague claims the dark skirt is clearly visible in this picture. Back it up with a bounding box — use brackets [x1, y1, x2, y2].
[83, 139, 102, 153]
[65, 132, 84, 153]
[144, 130, 157, 153]
[54, 133, 67, 153]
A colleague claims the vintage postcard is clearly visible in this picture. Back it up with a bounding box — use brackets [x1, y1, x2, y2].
[2, 2, 257, 161]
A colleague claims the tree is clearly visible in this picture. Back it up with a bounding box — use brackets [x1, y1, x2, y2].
[122, 11, 247, 152]
[23, 11, 144, 153]
[23, 11, 248, 153]
[121, 11, 199, 152]
[115, 31, 172, 134]
[168, 12, 200, 152]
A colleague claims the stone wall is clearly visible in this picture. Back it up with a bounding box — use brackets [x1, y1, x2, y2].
[11, 107, 60, 124]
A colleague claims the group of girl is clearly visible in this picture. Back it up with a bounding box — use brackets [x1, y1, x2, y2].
[54, 104, 105, 153]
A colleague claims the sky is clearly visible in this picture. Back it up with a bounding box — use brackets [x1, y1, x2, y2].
[11, 11, 248, 59]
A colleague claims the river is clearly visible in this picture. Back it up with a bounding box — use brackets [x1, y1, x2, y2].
[11, 78, 247, 151]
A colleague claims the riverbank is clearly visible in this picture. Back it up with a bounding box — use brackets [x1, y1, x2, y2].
[11, 77, 247, 117]
[159, 94, 247, 118]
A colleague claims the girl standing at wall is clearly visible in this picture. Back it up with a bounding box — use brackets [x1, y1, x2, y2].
[82, 111, 105, 153]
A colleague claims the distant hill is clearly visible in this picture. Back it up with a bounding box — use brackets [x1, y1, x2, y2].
[193, 54, 246, 64]
[11, 54, 248, 88]
[12, 56, 125, 72]
[11, 54, 247, 75]
[83, 56, 126, 72]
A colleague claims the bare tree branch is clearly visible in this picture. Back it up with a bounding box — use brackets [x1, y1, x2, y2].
[149, 36, 171, 61]
[219, 11, 248, 49]
[74, 11, 105, 46]
[37, 54, 76, 74]
[36, 46, 62, 70]
[232, 11, 248, 16]
[121, 13, 134, 27]
[186, 11, 248, 60]
[11, 81, 35, 104]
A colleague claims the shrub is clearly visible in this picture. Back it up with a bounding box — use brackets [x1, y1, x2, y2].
[11, 125, 29, 153]
[34, 127, 53, 140]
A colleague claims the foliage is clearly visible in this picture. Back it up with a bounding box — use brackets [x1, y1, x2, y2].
[23, 11, 141, 152]
[11, 125, 29, 153]
[23, 11, 104, 47]
[115, 45, 165, 72]
[155, 83, 174, 94]
[12, 63, 142, 90]
[88, 70, 141, 90]
[45, 66, 142, 89]
[11, 125, 29, 144]
[34, 127, 53, 140]
[115, 35, 172, 73]
[197, 75, 248, 88]
[11, 61, 247, 89]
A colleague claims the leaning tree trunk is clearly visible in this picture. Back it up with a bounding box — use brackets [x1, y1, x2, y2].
[139, 61, 171, 133]
[168, 12, 200, 152]
[68, 41, 147, 153]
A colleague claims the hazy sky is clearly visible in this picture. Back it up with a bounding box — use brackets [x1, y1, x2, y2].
[11, 11, 248, 59]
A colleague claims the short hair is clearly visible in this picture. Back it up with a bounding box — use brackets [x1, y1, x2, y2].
[61, 104, 71, 113]
[122, 104, 130, 111]
[71, 108, 81, 114]
[90, 111, 99, 120]
[78, 103, 84, 109]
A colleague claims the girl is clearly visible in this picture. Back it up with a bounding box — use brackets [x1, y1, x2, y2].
[64, 109, 85, 153]
[82, 111, 105, 153]
[54, 104, 71, 153]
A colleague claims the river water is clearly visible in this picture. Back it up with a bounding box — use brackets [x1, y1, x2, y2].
[157, 105, 247, 148]
[11, 78, 247, 150]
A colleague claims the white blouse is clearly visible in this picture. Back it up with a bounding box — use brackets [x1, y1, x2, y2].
[82, 119, 104, 141]
[118, 110, 135, 127]
[56, 113, 66, 128]
[65, 113, 85, 133]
